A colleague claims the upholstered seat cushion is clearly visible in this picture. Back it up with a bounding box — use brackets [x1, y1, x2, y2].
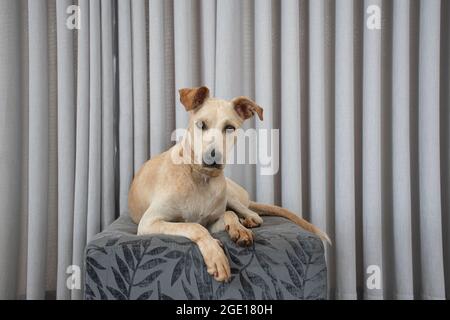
[84, 215, 327, 300]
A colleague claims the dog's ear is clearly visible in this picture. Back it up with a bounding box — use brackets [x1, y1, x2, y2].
[179, 86, 210, 111]
[232, 96, 264, 121]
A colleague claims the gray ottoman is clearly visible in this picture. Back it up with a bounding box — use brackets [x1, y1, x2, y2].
[84, 215, 327, 300]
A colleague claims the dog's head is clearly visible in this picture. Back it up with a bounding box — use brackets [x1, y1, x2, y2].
[178, 86, 263, 176]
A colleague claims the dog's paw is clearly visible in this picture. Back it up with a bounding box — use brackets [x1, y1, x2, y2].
[241, 215, 263, 228]
[214, 238, 224, 248]
[198, 237, 231, 282]
[226, 223, 253, 247]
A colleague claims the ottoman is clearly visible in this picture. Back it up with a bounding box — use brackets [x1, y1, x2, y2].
[84, 215, 327, 300]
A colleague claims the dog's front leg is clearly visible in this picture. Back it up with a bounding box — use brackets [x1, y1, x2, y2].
[227, 197, 263, 228]
[209, 211, 254, 247]
[138, 209, 230, 282]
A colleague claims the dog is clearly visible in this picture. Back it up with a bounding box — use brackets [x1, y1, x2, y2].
[128, 86, 330, 282]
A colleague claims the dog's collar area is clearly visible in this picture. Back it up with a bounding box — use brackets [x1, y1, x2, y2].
[191, 164, 224, 180]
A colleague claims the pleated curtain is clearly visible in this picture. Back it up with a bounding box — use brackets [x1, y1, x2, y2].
[0, 0, 449, 300]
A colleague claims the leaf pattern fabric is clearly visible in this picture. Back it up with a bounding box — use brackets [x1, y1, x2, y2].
[84, 216, 327, 300]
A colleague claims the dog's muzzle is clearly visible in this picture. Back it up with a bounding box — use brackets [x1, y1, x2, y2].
[202, 148, 223, 169]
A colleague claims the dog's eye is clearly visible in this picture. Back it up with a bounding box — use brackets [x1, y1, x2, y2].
[196, 121, 207, 130]
[224, 125, 235, 133]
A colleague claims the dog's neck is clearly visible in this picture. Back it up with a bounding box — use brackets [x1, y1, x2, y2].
[173, 139, 225, 185]
[190, 165, 224, 185]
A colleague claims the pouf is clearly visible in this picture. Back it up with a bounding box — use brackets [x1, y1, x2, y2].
[84, 215, 327, 300]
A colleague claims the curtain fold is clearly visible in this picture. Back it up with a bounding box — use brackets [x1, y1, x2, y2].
[26, 0, 49, 300]
[55, 0, 76, 300]
[309, 0, 330, 254]
[0, 0, 23, 300]
[101, 0, 116, 230]
[442, 0, 450, 300]
[174, 0, 201, 129]
[87, 0, 102, 243]
[117, 0, 133, 216]
[281, 0, 302, 216]
[131, 0, 148, 171]
[362, 0, 383, 300]
[334, 0, 357, 299]
[392, 0, 414, 299]
[200, 0, 216, 91]
[0, 0, 449, 300]
[71, 0, 90, 300]
[418, 0, 445, 299]
[309, 0, 334, 297]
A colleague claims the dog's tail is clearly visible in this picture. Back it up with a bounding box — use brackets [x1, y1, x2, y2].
[249, 201, 332, 245]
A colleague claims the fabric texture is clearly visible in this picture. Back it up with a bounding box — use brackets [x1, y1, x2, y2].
[84, 216, 327, 300]
[0, 0, 449, 300]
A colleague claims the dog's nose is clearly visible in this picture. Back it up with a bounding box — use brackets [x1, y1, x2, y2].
[203, 147, 223, 166]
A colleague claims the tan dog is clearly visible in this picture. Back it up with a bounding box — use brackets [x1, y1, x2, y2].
[128, 86, 330, 282]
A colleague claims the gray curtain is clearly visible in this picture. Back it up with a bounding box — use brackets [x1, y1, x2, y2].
[0, 0, 449, 300]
